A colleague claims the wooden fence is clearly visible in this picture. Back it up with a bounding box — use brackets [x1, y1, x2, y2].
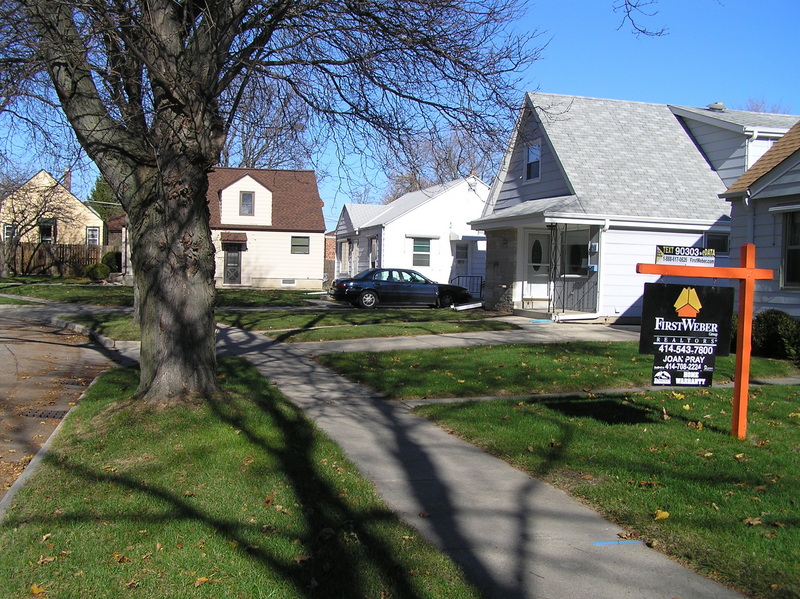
[0, 241, 119, 277]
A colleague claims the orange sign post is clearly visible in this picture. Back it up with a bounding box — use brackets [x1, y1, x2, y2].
[637, 244, 773, 439]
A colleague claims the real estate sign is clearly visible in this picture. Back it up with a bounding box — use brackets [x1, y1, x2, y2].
[655, 246, 716, 267]
[639, 283, 734, 387]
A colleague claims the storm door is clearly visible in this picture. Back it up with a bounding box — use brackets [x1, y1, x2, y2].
[223, 243, 242, 284]
[523, 233, 550, 298]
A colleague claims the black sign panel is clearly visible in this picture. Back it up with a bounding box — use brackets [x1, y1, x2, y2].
[639, 283, 734, 387]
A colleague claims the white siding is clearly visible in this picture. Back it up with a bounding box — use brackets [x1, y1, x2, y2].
[679, 119, 748, 188]
[599, 228, 731, 318]
[383, 183, 487, 283]
[219, 175, 273, 226]
[214, 230, 324, 289]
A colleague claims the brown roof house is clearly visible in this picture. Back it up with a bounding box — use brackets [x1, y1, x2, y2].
[721, 120, 800, 317]
[206, 168, 326, 288]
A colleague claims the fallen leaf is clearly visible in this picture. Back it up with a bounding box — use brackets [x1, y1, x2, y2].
[292, 555, 311, 564]
[30, 583, 48, 597]
[112, 552, 131, 563]
[124, 579, 139, 589]
[734, 453, 746, 462]
[653, 509, 670, 521]
[743, 517, 762, 526]
[194, 577, 213, 587]
[37, 555, 55, 565]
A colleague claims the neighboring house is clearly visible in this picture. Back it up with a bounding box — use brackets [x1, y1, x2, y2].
[0, 170, 103, 246]
[207, 167, 326, 289]
[721, 120, 800, 317]
[333, 174, 490, 295]
[470, 93, 799, 320]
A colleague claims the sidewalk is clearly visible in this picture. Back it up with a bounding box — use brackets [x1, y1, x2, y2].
[211, 324, 746, 599]
[3, 306, 749, 598]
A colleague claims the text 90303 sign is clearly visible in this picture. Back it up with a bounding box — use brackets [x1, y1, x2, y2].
[639, 283, 734, 387]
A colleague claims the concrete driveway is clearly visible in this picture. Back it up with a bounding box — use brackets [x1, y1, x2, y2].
[0, 310, 113, 502]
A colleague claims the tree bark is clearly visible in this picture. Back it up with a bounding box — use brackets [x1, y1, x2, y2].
[128, 161, 218, 404]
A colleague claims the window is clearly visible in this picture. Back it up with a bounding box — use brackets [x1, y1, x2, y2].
[291, 236, 310, 254]
[561, 228, 589, 276]
[784, 212, 800, 287]
[412, 238, 430, 267]
[86, 226, 100, 246]
[39, 219, 56, 244]
[2, 224, 16, 241]
[240, 191, 254, 216]
[704, 232, 729, 255]
[369, 237, 378, 267]
[525, 140, 541, 181]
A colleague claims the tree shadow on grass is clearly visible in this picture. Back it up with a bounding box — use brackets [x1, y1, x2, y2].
[1, 358, 465, 598]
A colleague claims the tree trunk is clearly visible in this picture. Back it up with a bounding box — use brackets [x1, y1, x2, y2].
[128, 162, 218, 405]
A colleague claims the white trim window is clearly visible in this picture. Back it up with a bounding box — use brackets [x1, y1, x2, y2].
[525, 140, 541, 182]
[239, 191, 254, 216]
[86, 226, 100, 246]
[291, 236, 310, 254]
[2, 223, 16, 241]
[412, 238, 431, 267]
[783, 211, 800, 288]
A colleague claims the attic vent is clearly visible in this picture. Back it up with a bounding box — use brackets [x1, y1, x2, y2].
[707, 101, 726, 112]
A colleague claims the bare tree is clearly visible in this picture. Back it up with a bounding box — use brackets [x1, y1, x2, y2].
[739, 98, 792, 114]
[220, 79, 313, 170]
[381, 129, 496, 202]
[0, 0, 539, 404]
[613, 0, 666, 36]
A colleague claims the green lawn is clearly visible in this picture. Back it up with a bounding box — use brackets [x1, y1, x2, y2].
[413, 385, 800, 599]
[0, 359, 481, 599]
[316, 342, 798, 399]
[0, 279, 314, 307]
[64, 310, 514, 343]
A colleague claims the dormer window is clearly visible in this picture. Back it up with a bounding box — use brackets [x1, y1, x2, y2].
[525, 140, 541, 182]
[240, 191, 254, 216]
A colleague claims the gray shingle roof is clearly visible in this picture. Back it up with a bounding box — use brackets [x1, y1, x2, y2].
[521, 93, 729, 221]
[670, 105, 800, 132]
[337, 177, 487, 233]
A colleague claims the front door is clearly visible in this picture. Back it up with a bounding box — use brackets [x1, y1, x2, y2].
[524, 233, 550, 299]
[455, 242, 469, 277]
[224, 245, 241, 284]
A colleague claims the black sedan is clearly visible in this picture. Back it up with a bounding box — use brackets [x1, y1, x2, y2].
[328, 268, 472, 309]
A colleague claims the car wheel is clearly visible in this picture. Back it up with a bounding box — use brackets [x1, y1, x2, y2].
[357, 290, 379, 309]
[438, 292, 454, 308]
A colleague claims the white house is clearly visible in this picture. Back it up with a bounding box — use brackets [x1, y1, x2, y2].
[721, 120, 800, 317]
[333, 174, 490, 295]
[207, 167, 326, 289]
[470, 93, 799, 321]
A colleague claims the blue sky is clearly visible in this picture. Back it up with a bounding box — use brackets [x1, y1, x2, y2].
[516, 0, 798, 109]
[319, 0, 800, 229]
[7, 1, 799, 231]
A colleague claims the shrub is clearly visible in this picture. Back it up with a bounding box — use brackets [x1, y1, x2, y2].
[85, 262, 111, 281]
[751, 309, 800, 360]
[101, 250, 122, 272]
